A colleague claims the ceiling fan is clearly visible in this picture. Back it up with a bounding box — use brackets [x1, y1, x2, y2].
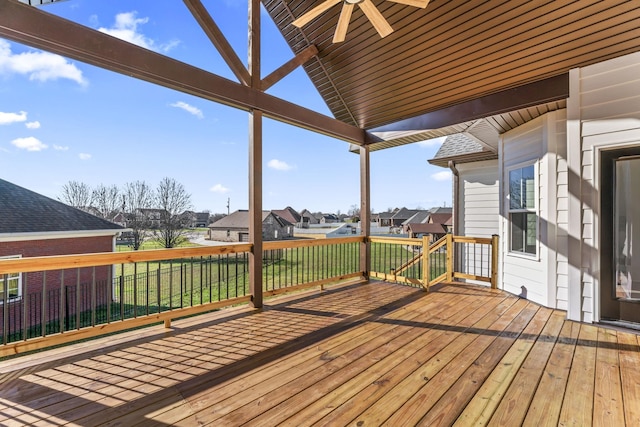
[292, 0, 430, 43]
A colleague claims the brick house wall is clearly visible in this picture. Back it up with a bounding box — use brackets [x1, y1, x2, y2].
[1, 235, 115, 338]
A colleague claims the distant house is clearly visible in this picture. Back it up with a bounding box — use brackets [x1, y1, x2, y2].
[181, 211, 211, 228]
[372, 209, 397, 227]
[271, 207, 302, 227]
[208, 210, 294, 242]
[136, 208, 166, 228]
[320, 213, 340, 224]
[194, 212, 210, 228]
[407, 223, 447, 242]
[0, 178, 124, 335]
[403, 208, 452, 242]
[390, 208, 421, 227]
[298, 209, 318, 228]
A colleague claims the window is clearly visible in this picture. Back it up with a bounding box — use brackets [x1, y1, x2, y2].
[508, 164, 537, 255]
[0, 256, 21, 302]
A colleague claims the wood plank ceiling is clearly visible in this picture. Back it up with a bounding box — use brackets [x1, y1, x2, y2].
[263, 0, 640, 131]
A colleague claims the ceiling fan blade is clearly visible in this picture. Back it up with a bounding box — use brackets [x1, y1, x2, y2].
[292, 0, 342, 28]
[333, 3, 355, 43]
[359, 0, 393, 38]
[387, 0, 430, 8]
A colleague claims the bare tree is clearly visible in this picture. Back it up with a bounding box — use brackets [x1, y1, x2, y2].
[92, 184, 120, 220]
[122, 180, 154, 250]
[154, 177, 192, 248]
[60, 180, 93, 209]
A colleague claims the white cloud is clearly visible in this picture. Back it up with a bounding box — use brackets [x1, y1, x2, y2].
[431, 171, 452, 181]
[25, 121, 41, 129]
[79, 153, 92, 160]
[418, 136, 447, 147]
[11, 136, 47, 152]
[268, 159, 294, 171]
[170, 101, 203, 119]
[98, 12, 180, 53]
[210, 184, 230, 194]
[0, 40, 87, 86]
[53, 144, 69, 151]
[0, 110, 27, 125]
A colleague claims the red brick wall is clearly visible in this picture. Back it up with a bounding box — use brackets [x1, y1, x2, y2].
[1, 235, 116, 340]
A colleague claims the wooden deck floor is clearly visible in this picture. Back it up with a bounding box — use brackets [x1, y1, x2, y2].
[1, 281, 639, 426]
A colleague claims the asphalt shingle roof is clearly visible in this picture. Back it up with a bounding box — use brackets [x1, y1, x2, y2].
[0, 178, 123, 234]
[428, 134, 498, 167]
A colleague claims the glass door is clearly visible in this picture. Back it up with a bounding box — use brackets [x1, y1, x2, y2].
[601, 148, 640, 324]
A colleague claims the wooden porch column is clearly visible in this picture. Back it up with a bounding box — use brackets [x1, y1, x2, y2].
[359, 146, 371, 279]
[248, 0, 263, 308]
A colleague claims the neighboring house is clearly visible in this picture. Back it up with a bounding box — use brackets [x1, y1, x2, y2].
[404, 209, 452, 241]
[406, 223, 447, 243]
[389, 208, 421, 227]
[195, 212, 210, 228]
[136, 208, 166, 228]
[271, 207, 302, 227]
[0, 178, 124, 335]
[181, 211, 211, 228]
[299, 209, 319, 228]
[428, 212, 453, 234]
[428, 50, 640, 326]
[112, 212, 127, 227]
[320, 213, 339, 224]
[372, 209, 397, 227]
[208, 210, 294, 242]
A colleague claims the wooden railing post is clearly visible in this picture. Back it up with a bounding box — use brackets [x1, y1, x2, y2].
[422, 235, 430, 292]
[491, 234, 499, 289]
[446, 234, 454, 282]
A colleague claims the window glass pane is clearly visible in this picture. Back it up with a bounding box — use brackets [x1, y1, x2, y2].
[0, 274, 20, 300]
[525, 212, 537, 254]
[523, 165, 535, 208]
[510, 212, 525, 252]
[509, 168, 522, 209]
[510, 212, 537, 255]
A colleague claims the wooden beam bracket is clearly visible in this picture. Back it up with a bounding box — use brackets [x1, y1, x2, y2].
[183, 0, 251, 86]
[261, 44, 319, 91]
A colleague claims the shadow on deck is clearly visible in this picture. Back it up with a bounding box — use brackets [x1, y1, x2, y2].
[1, 281, 639, 426]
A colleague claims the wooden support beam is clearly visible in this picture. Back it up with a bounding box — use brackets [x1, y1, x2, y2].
[248, 0, 263, 309]
[183, 0, 251, 86]
[422, 235, 430, 292]
[261, 45, 319, 91]
[368, 74, 569, 135]
[0, 0, 365, 145]
[491, 234, 499, 289]
[446, 233, 454, 282]
[359, 145, 371, 280]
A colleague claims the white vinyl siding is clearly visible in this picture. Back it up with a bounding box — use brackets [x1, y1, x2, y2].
[554, 110, 569, 311]
[457, 160, 500, 238]
[456, 160, 500, 287]
[567, 51, 640, 322]
[501, 117, 548, 306]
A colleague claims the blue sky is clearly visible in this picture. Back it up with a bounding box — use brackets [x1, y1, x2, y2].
[0, 0, 451, 214]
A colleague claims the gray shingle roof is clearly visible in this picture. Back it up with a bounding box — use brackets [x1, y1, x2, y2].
[428, 133, 498, 167]
[209, 210, 293, 230]
[0, 178, 123, 234]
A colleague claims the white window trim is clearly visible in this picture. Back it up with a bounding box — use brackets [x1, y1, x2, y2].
[506, 161, 540, 259]
[0, 255, 22, 303]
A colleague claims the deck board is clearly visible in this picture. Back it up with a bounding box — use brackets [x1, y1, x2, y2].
[0, 281, 639, 426]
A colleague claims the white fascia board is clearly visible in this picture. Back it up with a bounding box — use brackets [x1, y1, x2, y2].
[0, 229, 129, 242]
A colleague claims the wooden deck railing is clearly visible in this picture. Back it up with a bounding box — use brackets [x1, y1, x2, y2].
[369, 234, 499, 290]
[0, 234, 496, 357]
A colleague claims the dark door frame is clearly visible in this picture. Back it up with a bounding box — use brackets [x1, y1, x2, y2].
[600, 146, 640, 324]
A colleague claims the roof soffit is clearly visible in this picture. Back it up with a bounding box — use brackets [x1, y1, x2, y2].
[263, 0, 640, 130]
